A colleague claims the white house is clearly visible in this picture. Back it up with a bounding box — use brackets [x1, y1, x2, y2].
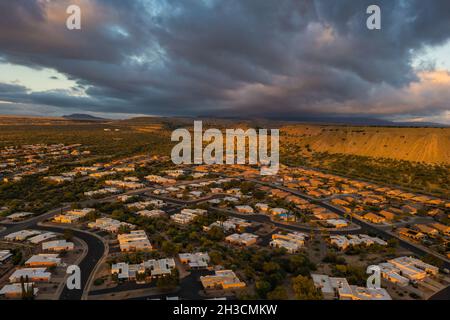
[42, 240, 74, 252]
[179, 252, 210, 269]
[9, 268, 51, 283]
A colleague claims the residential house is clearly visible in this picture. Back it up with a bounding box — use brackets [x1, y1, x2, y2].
[235, 205, 254, 214]
[112, 258, 175, 282]
[200, 270, 246, 290]
[270, 208, 288, 216]
[9, 268, 51, 283]
[179, 253, 210, 269]
[25, 254, 61, 267]
[255, 203, 269, 212]
[4, 230, 41, 242]
[0, 283, 38, 298]
[402, 205, 418, 215]
[414, 224, 439, 237]
[88, 218, 135, 233]
[377, 210, 395, 221]
[28, 232, 57, 244]
[362, 213, 386, 224]
[118, 230, 152, 252]
[270, 232, 307, 253]
[311, 274, 391, 300]
[225, 233, 258, 246]
[136, 209, 166, 218]
[42, 240, 74, 252]
[398, 228, 425, 241]
[7, 212, 34, 221]
[204, 217, 251, 233]
[430, 223, 450, 236]
[384, 256, 439, 281]
[0, 250, 12, 264]
[326, 219, 348, 228]
[171, 209, 202, 225]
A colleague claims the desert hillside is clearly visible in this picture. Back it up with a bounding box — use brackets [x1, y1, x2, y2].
[1, 115, 448, 164]
[282, 125, 450, 164]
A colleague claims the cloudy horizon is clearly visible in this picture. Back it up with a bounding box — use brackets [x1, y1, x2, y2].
[0, 0, 449, 124]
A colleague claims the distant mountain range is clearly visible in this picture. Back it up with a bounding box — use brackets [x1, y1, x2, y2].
[1, 113, 447, 127]
[62, 114, 106, 121]
[197, 115, 449, 127]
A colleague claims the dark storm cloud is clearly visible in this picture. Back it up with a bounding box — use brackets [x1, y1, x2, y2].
[0, 0, 449, 120]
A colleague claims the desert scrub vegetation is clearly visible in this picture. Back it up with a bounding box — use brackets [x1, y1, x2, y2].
[308, 153, 449, 198]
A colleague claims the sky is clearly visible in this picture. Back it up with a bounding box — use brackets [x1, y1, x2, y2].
[0, 0, 449, 124]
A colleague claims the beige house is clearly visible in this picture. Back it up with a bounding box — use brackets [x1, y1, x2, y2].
[25, 254, 60, 267]
[398, 228, 425, 241]
[431, 223, 450, 236]
[200, 270, 246, 290]
[363, 213, 386, 224]
[225, 233, 258, 246]
[377, 210, 395, 221]
[118, 230, 153, 252]
[414, 224, 439, 237]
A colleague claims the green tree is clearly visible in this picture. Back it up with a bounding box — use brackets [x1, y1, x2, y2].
[11, 249, 23, 265]
[86, 210, 100, 222]
[255, 280, 272, 298]
[156, 269, 179, 288]
[292, 275, 322, 300]
[267, 286, 288, 300]
[161, 241, 179, 255]
[63, 228, 74, 241]
[20, 276, 34, 300]
[387, 238, 399, 248]
[422, 254, 444, 269]
[288, 254, 316, 276]
[207, 226, 225, 241]
[118, 225, 131, 234]
[262, 261, 281, 274]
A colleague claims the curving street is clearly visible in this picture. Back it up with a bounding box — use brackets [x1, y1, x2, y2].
[0, 189, 154, 299]
[248, 178, 450, 270]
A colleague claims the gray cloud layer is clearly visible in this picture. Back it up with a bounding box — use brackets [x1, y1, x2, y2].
[0, 0, 449, 120]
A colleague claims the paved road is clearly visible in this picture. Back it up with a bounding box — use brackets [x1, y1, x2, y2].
[0, 219, 105, 299]
[89, 270, 214, 300]
[89, 280, 157, 296]
[129, 270, 215, 300]
[0, 206, 70, 237]
[0, 184, 213, 300]
[0, 188, 154, 299]
[428, 284, 450, 300]
[211, 207, 361, 235]
[34, 225, 105, 300]
[146, 193, 225, 206]
[249, 179, 450, 269]
[0, 186, 153, 236]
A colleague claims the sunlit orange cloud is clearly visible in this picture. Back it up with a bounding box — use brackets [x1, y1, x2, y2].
[361, 69, 450, 118]
[3, 0, 115, 48]
[307, 23, 336, 48]
[414, 70, 450, 85]
[225, 68, 450, 122]
[39, 0, 104, 21]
